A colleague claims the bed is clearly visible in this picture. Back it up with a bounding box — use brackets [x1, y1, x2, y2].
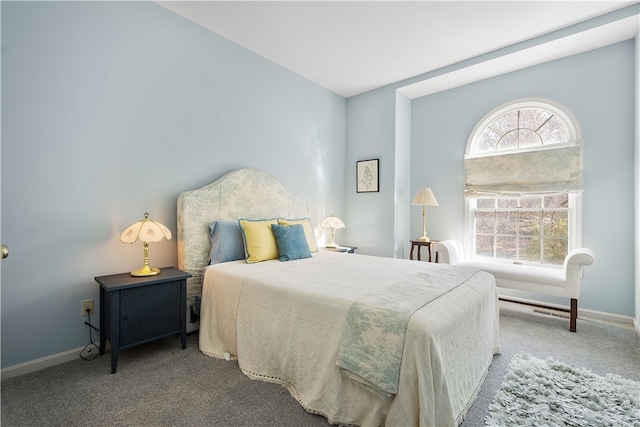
[177, 168, 500, 426]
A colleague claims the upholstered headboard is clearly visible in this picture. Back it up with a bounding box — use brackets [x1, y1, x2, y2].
[177, 168, 309, 331]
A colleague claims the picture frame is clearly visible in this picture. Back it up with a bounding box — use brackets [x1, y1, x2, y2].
[356, 159, 379, 193]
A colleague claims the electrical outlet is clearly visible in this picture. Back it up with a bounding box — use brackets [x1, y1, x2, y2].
[81, 299, 94, 316]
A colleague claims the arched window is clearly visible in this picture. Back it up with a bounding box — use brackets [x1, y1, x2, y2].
[464, 99, 583, 266]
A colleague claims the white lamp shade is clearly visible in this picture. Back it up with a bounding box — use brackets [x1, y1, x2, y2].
[120, 213, 172, 244]
[321, 215, 345, 229]
[411, 188, 439, 206]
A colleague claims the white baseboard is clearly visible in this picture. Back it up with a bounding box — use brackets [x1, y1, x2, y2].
[580, 306, 636, 325]
[1, 346, 84, 381]
[634, 318, 640, 338]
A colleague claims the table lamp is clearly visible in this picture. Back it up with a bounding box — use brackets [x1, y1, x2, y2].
[411, 188, 438, 242]
[321, 214, 345, 248]
[120, 212, 172, 276]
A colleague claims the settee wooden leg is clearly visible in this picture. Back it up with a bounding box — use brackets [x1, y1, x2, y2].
[569, 298, 577, 332]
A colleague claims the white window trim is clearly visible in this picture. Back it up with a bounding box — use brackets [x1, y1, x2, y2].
[465, 97, 583, 159]
[464, 98, 583, 268]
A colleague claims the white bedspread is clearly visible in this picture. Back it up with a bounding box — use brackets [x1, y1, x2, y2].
[200, 251, 500, 426]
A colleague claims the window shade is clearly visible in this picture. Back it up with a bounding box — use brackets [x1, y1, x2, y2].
[464, 144, 583, 197]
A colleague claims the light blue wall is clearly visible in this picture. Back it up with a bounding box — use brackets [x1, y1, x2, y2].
[344, 7, 638, 318]
[344, 87, 397, 257]
[1, 1, 346, 368]
[394, 93, 411, 259]
[411, 41, 636, 317]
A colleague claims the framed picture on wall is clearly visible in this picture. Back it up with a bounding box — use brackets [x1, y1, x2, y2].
[356, 159, 379, 193]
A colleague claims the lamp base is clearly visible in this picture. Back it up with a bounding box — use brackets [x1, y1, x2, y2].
[130, 265, 161, 277]
[417, 235, 430, 242]
[325, 242, 339, 248]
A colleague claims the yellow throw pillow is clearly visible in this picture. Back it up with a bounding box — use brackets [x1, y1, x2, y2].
[278, 218, 318, 252]
[238, 219, 279, 263]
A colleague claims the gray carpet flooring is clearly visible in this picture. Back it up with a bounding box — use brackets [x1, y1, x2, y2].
[2, 302, 639, 426]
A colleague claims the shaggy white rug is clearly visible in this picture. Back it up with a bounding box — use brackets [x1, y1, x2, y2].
[486, 353, 640, 426]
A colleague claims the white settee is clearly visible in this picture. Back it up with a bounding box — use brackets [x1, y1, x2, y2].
[432, 240, 594, 332]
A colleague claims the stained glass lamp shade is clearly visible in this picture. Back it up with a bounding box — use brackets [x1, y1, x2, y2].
[120, 212, 172, 276]
[321, 215, 345, 248]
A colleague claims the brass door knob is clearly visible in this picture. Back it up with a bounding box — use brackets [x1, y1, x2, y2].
[1, 244, 8, 259]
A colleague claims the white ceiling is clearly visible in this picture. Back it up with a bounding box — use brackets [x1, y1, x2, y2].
[156, 1, 639, 98]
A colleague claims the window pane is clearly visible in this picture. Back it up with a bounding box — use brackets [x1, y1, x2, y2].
[477, 198, 496, 209]
[497, 130, 518, 150]
[519, 237, 541, 262]
[538, 116, 569, 145]
[543, 211, 568, 238]
[478, 129, 500, 152]
[497, 198, 517, 209]
[496, 211, 517, 235]
[476, 235, 494, 257]
[520, 196, 542, 209]
[521, 108, 551, 131]
[496, 236, 516, 260]
[491, 111, 518, 135]
[544, 193, 568, 208]
[543, 238, 567, 265]
[475, 211, 495, 234]
[519, 211, 541, 236]
[519, 129, 542, 148]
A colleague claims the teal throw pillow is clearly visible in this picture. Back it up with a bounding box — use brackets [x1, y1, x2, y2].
[271, 224, 311, 262]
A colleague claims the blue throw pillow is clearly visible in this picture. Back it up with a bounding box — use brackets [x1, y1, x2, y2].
[271, 224, 311, 262]
[209, 221, 246, 265]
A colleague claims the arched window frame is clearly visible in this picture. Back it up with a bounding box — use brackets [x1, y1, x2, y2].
[466, 98, 582, 158]
[464, 98, 583, 266]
